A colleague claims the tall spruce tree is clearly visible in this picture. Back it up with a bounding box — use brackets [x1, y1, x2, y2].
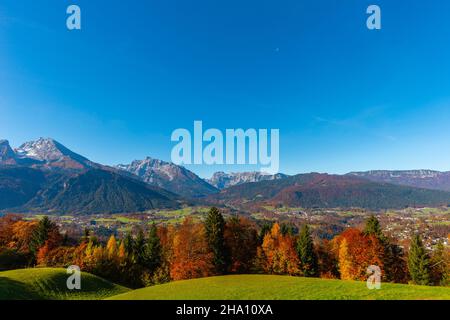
[408, 235, 431, 285]
[29, 216, 54, 255]
[430, 241, 449, 286]
[205, 207, 228, 274]
[363, 215, 386, 242]
[145, 224, 162, 273]
[258, 222, 273, 244]
[123, 232, 134, 256]
[134, 229, 146, 265]
[296, 224, 319, 277]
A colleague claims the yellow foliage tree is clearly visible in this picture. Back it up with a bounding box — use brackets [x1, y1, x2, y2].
[106, 235, 118, 259]
[259, 223, 300, 275]
[338, 238, 353, 280]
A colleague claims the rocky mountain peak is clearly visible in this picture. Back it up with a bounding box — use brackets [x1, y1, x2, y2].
[116, 157, 218, 198]
[0, 139, 17, 164]
[14, 137, 94, 170]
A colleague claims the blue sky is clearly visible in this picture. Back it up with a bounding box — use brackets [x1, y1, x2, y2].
[1, 0, 450, 178]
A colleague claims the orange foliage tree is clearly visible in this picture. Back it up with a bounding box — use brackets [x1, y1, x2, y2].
[169, 217, 214, 281]
[10, 220, 39, 253]
[332, 228, 384, 281]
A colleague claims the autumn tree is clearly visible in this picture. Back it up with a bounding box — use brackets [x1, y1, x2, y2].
[37, 245, 76, 267]
[0, 214, 22, 247]
[257, 223, 300, 275]
[11, 220, 39, 253]
[316, 239, 339, 279]
[224, 216, 258, 273]
[170, 217, 214, 281]
[118, 241, 127, 262]
[338, 238, 352, 280]
[106, 235, 118, 259]
[204, 207, 228, 274]
[333, 228, 384, 281]
[296, 224, 319, 277]
[407, 235, 431, 285]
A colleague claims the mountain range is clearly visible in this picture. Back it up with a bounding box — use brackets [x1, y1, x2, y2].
[347, 170, 450, 192]
[116, 157, 218, 198]
[1, 137, 450, 214]
[207, 171, 288, 189]
[206, 173, 450, 210]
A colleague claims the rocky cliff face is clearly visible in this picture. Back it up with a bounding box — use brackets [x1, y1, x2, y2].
[207, 171, 288, 189]
[116, 157, 218, 198]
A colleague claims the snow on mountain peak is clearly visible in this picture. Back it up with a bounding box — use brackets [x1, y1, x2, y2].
[15, 137, 62, 161]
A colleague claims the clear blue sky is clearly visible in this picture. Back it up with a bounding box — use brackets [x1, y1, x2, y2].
[1, 0, 450, 178]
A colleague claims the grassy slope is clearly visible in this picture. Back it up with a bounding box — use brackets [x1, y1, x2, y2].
[109, 275, 450, 300]
[0, 268, 129, 300]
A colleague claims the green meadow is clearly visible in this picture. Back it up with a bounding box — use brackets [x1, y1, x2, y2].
[110, 275, 450, 300]
[0, 268, 129, 300]
[1, 269, 449, 300]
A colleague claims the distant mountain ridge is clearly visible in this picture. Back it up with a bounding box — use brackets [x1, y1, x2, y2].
[347, 170, 450, 192]
[207, 171, 288, 189]
[1, 137, 450, 214]
[206, 173, 450, 210]
[116, 157, 218, 198]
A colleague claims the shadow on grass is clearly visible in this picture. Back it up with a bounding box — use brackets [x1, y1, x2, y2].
[0, 277, 41, 300]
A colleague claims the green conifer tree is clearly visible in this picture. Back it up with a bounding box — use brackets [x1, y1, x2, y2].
[363, 215, 386, 242]
[29, 216, 54, 255]
[296, 224, 319, 277]
[204, 207, 228, 274]
[408, 235, 431, 285]
[145, 224, 162, 273]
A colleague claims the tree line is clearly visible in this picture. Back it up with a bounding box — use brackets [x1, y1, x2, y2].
[0, 208, 448, 288]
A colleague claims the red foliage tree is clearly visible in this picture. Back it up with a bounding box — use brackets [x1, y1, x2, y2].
[224, 216, 258, 273]
[332, 228, 384, 281]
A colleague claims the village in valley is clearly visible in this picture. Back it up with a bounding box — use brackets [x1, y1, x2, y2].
[19, 205, 449, 250]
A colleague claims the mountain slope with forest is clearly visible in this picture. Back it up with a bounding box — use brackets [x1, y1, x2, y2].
[348, 170, 450, 192]
[21, 169, 181, 215]
[207, 173, 450, 210]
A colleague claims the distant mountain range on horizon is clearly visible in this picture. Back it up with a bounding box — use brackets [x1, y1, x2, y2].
[1, 137, 450, 214]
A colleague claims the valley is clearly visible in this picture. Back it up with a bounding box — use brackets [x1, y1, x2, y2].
[1, 137, 449, 250]
[16, 205, 449, 251]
